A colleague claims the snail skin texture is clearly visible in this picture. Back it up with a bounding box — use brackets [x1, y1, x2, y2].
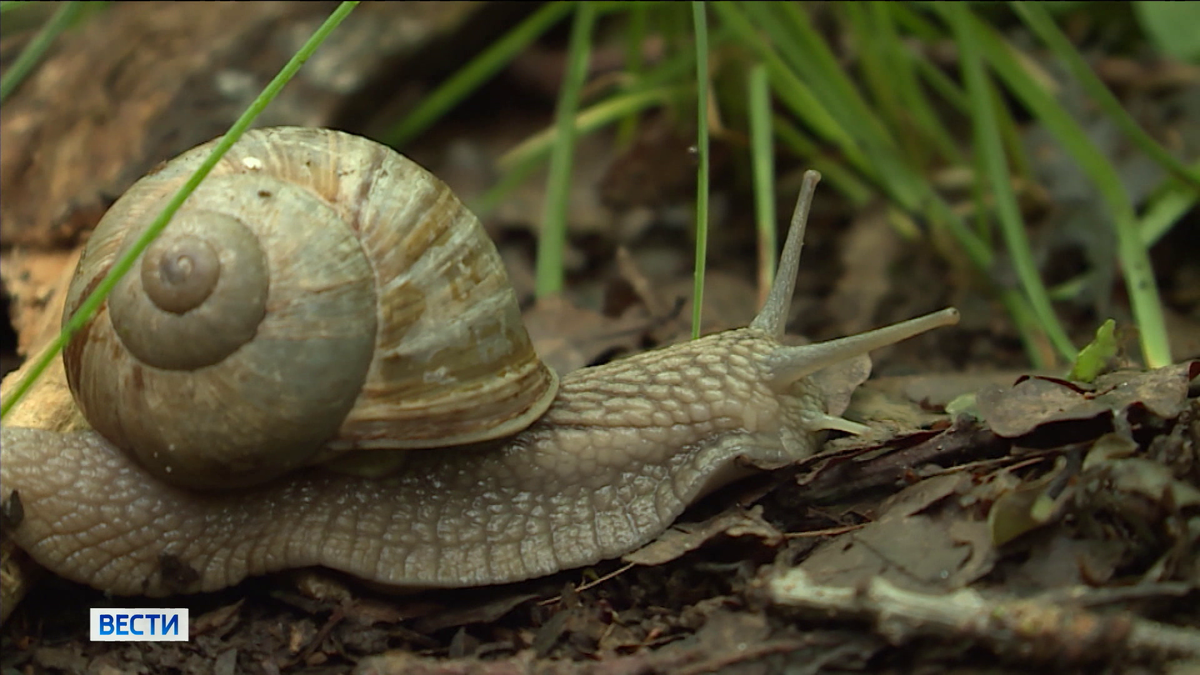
[0, 127, 959, 599]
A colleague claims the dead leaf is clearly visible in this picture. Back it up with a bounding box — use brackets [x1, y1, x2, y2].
[988, 462, 1072, 546]
[192, 599, 244, 637]
[0, 248, 79, 356]
[523, 294, 649, 375]
[977, 377, 1109, 437]
[1089, 361, 1199, 419]
[827, 206, 901, 336]
[797, 473, 995, 593]
[1013, 535, 1126, 590]
[623, 505, 784, 567]
[1088, 456, 1200, 510]
[976, 363, 1198, 437]
[878, 472, 975, 519]
[803, 418, 1003, 504]
[651, 270, 760, 345]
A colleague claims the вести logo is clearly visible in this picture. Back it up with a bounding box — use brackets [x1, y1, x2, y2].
[89, 608, 189, 642]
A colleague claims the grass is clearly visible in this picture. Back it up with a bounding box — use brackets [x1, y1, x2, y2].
[2, 1, 1195, 418]
[0, 1, 84, 103]
[946, 3, 1076, 364]
[690, 1, 711, 339]
[748, 63, 777, 305]
[535, 2, 597, 297]
[381, 2, 575, 150]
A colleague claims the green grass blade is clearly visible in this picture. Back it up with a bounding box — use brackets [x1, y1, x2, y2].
[768, 2, 894, 151]
[1139, 159, 1200, 247]
[990, 78, 1034, 182]
[780, 112, 999, 295]
[710, 2, 855, 157]
[490, 7, 703, 223]
[617, 2, 649, 146]
[654, 2, 694, 57]
[1, 1, 362, 420]
[771, 115, 873, 207]
[1133, 1, 1200, 62]
[748, 64, 776, 300]
[1012, 2, 1200, 191]
[382, 2, 574, 148]
[496, 40, 700, 174]
[479, 85, 689, 217]
[1000, 287, 1055, 369]
[912, 51, 971, 114]
[535, 1, 596, 298]
[860, 3, 964, 167]
[947, 3, 1076, 364]
[751, 2, 928, 212]
[0, 1, 84, 103]
[888, 2, 946, 42]
[842, 4, 913, 158]
[690, 0, 711, 339]
[967, 10, 1172, 367]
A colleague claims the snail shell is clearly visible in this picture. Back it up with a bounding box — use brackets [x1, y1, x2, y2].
[61, 127, 558, 489]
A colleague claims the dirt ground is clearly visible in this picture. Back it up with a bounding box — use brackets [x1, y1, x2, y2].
[1, 3, 1198, 674]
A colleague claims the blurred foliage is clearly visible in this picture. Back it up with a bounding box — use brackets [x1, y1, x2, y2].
[1133, 1, 1200, 62]
[448, 1, 1192, 368]
[2, 1, 1197, 381]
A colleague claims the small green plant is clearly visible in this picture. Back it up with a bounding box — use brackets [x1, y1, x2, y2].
[1068, 319, 1119, 383]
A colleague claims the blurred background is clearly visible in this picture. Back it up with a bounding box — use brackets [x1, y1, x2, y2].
[1, 0, 1197, 383]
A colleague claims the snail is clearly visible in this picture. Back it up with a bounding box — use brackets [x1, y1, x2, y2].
[0, 127, 959, 600]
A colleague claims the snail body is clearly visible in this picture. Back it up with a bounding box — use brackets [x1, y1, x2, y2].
[0, 128, 958, 598]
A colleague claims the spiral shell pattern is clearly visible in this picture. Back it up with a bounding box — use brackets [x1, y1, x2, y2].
[63, 128, 558, 489]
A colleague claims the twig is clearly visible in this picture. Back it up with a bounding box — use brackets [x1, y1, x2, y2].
[769, 568, 1200, 664]
[537, 562, 637, 607]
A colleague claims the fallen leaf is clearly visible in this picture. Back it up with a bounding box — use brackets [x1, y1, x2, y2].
[1013, 535, 1125, 590]
[988, 462, 1072, 546]
[192, 598, 243, 634]
[976, 363, 1198, 437]
[796, 473, 994, 593]
[976, 377, 1109, 437]
[623, 505, 784, 567]
[826, 206, 902, 337]
[523, 294, 650, 375]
